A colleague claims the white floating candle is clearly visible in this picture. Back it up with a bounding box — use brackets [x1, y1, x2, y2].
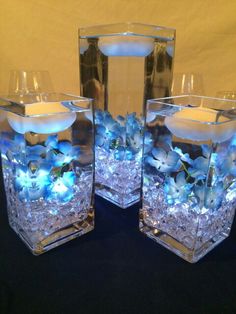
[165, 107, 236, 143]
[7, 102, 76, 134]
[98, 35, 154, 57]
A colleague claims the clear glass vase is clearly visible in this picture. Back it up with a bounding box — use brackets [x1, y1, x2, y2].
[79, 22, 176, 208]
[0, 93, 94, 255]
[140, 95, 236, 262]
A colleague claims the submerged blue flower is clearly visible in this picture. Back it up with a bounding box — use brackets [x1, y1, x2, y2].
[128, 132, 143, 152]
[26, 145, 46, 163]
[220, 145, 236, 177]
[95, 110, 143, 158]
[173, 147, 193, 165]
[1, 133, 26, 164]
[164, 172, 193, 205]
[114, 146, 134, 161]
[45, 135, 58, 150]
[116, 115, 126, 125]
[48, 141, 80, 167]
[146, 147, 181, 173]
[126, 113, 142, 137]
[95, 111, 122, 150]
[95, 110, 107, 125]
[96, 125, 120, 150]
[144, 131, 153, 154]
[48, 171, 76, 203]
[194, 183, 224, 210]
[14, 163, 51, 201]
[188, 156, 209, 180]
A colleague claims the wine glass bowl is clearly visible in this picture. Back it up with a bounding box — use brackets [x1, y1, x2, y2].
[8, 70, 54, 95]
[171, 73, 204, 96]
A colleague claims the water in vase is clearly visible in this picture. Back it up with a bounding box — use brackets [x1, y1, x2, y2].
[0, 106, 94, 254]
[140, 99, 236, 262]
[80, 23, 175, 208]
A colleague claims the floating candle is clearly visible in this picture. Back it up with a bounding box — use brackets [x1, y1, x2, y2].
[98, 35, 154, 57]
[7, 101, 76, 134]
[165, 106, 236, 143]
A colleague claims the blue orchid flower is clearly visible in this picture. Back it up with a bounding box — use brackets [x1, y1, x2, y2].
[146, 147, 181, 173]
[26, 145, 46, 163]
[48, 141, 80, 167]
[14, 163, 51, 201]
[219, 145, 236, 177]
[128, 131, 143, 153]
[48, 171, 76, 203]
[116, 115, 126, 125]
[114, 146, 134, 161]
[173, 147, 193, 165]
[45, 135, 58, 150]
[95, 111, 122, 150]
[95, 110, 144, 158]
[95, 110, 107, 125]
[126, 113, 142, 137]
[164, 172, 193, 205]
[96, 111, 121, 134]
[1, 133, 26, 164]
[95, 125, 119, 150]
[188, 156, 209, 180]
[194, 183, 224, 210]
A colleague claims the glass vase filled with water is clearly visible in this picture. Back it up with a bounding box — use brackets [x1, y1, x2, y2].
[79, 22, 175, 208]
[140, 95, 236, 262]
[0, 93, 94, 255]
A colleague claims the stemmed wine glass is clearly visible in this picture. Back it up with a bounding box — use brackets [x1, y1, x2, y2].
[8, 70, 54, 95]
[171, 73, 205, 96]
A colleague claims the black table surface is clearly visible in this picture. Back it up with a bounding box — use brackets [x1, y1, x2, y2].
[1, 185, 236, 314]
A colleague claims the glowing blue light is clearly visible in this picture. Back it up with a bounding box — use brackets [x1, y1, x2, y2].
[51, 178, 68, 193]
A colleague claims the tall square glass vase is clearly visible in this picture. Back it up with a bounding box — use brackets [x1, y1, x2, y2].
[0, 93, 94, 255]
[140, 95, 236, 262]
[79, 22, 175, 208]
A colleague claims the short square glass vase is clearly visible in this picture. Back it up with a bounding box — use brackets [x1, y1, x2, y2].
[140, 95, 236, 262]
[0, 93, 94, 255]
[79, 22, 175, 208]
